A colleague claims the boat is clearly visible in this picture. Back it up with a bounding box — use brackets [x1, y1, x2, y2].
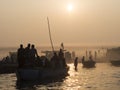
[16, 18, 70, 81]
[0, 52, 18, 74]
[82, 60, 96, 68]
[107, 47, 120, 66]
[16, 66, 69, 81]
[110, 60, 120, 66]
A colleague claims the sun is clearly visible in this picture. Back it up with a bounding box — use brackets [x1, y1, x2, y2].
[67, 3, 73, 12]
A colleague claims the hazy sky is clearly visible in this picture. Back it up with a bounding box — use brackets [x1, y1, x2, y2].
[0, 0, 120, 47]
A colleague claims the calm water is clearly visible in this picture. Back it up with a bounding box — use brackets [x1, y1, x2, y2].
[0, 47, 119, 90]
[0, 63, 120, 90]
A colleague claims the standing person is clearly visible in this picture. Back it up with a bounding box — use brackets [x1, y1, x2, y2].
[59, 48, 67, 68]
[17, 44, 25, 68]
[51, 52, 58, 69]
[74, 57, 78, 70]
[86, 50, 88, 57]
[30, 44, 38, 65]
[59, 49, 64, 58]
[24, 43, 31, 65]
[94, 51, 97, 59]
[81, 56, 85, 63]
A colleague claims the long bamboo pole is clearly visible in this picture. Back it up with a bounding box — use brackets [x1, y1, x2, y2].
[47, 17, 54, 52]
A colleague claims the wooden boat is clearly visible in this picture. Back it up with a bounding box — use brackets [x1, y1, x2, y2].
[82, 60, 96, 68]
[107, 47, 120, 66]
[16, 66, 69, 81]
[110, 60, 120, 66]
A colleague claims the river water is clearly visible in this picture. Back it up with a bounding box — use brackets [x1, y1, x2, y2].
[0, 63, 120, 90]
[0, 46, 120, 90]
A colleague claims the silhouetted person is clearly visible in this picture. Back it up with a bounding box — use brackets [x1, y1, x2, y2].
[82, 56, 85, 63]
[74, 57, 78, 70]
[59, 49, 64, 58]
[58, 49, 67, 68]
[89, 55, 93, 61]
[89, 51, 92, 57]
[24, 43, 31, 65]
[94, 51, 97, 59]
[17, 44, 25, 68]
[51, 52, 58, 69]
[86, 50, 88, 57]
[30, 44, 38, 65]
[98, 50, 100, 54]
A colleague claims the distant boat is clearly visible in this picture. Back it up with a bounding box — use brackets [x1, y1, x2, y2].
[0, 52, 18, 74]
[107, 47, 120, 66]
[82, 60, 96, 68]
[16, 66, 69, 81]
[110, 60, 120, 66]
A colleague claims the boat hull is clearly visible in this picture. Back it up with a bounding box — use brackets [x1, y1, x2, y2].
[110, 60, 120, 66]
[82, 61, 96, 68]
[16, 66, 69, 81]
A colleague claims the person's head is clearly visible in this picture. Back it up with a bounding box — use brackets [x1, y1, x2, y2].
[20, 44, 23, 48]
[60, 49, 62, 52]
[76, 57, 78, 59]
[54, 52, 57, 56]
[27, 43, 30, 48]
[31, 44, 35, 48]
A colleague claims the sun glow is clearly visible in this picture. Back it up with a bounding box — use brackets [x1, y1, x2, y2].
[67, 3, 74, 12]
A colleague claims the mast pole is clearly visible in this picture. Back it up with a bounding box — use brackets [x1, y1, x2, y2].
[47, 17, 54, 52]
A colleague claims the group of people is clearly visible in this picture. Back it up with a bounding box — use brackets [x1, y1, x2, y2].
[17, 44, 67, 69]
[17, 43, 38, 68]
[51, 49, 67, 69]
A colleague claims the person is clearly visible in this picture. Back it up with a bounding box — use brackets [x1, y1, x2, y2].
[74, 57, 78, 70]
[81, 56, 85, 63]
[94, 51, 97, 59]
[58, 49, 67, 68]
[30, 44, 38, 65]
[59, 49, 64, 58]
[86, 50, 88, 57]
[24, 43, 31, 65]
[51, 52, 58, 69]
[89, 54, 93, 61]
[17, 44, 25, 68]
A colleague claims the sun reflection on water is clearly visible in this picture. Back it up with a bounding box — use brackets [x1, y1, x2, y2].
[0, 63, 120, 90]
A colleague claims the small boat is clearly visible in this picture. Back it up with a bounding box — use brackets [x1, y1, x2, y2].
[16, 66, 69, 81]
[107, 47, 120, 66]
[82, 60, 96, 68]
[110, 60, 120, 66]
[0, 52, 18, 74]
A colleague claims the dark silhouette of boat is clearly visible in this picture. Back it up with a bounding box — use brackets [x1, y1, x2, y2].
[16, 66, 69, 81]
[110, 60, 120, 66]
[0, 52, 18, 74]
[82, 60, 96, 68]
[107, 47, 120, 66]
